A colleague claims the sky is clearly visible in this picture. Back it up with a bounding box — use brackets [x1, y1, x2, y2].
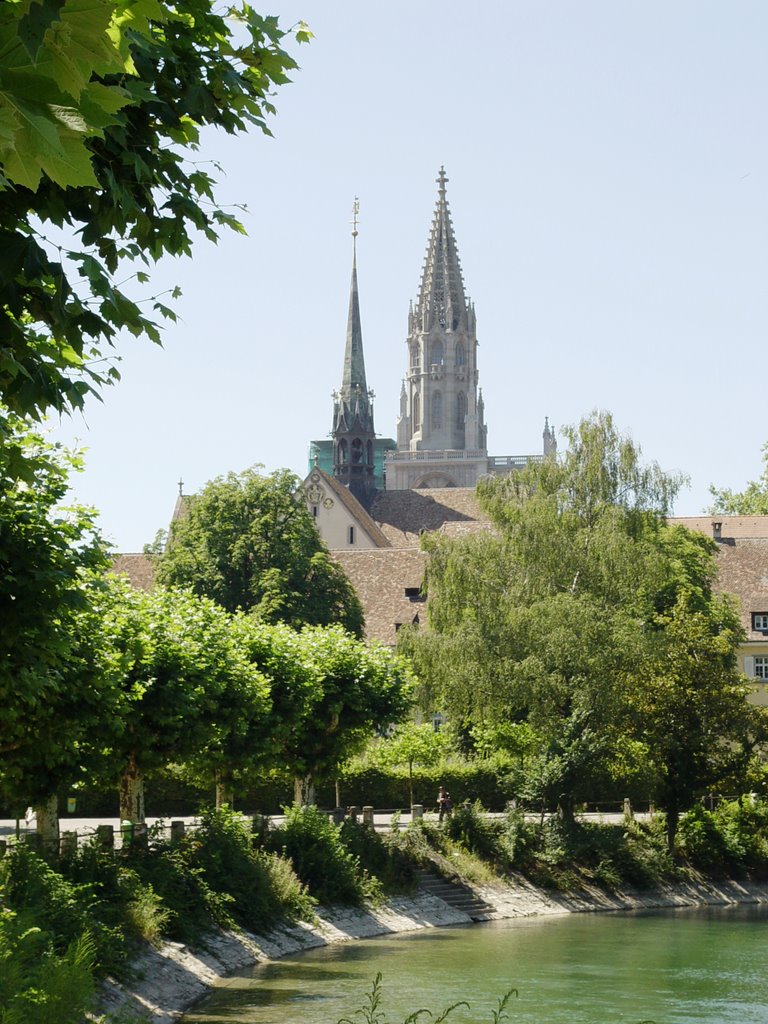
[52, 1, 768, 552]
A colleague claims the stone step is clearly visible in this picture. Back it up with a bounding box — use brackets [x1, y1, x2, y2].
[414, 867, 496, 920]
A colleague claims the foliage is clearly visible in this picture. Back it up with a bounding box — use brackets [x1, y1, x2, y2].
[338, 818, 416, 893]
[629, 592, 762, 850]
[404, 411, 759, 832]
[0, 418, 111, 809]
[157, 467, 364, 634]
[0, 842, 127, 976]
[238, 623, 413, 801]
[0, 2, 308, 430]
[0, 911, 96, 1024]
[92, 578, 270, 818]
[678, 798, 768, 877]
[708, 442, 768, 515]
[183, 807, 313, 929]
[374, 723, 449, 807]
[271, 805, 377, 905]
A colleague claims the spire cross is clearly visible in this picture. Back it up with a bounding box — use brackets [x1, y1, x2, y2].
[436, 166, 448, 197]
[177, 477, 184, 496]
[351, 196, 360, 238]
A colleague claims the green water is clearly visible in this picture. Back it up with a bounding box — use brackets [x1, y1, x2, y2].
[183, 906, 768, 1023]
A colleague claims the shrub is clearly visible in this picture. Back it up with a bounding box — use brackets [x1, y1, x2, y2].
[130, 808, 313, 939]
[0, 912, 96, 1024]
[339, 819, 416, 893]
[0, 843, 126, 977]
[271, 806, 374, 904]
[446, 801, 502, 863]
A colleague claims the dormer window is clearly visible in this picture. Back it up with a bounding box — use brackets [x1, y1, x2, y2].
[754, 613, 768, 632]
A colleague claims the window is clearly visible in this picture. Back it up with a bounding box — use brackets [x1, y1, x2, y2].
[311, 505, 318, 519]
[431, 340, 444, 366]
[455, 341, 466, 367]
[404, 586, 423, 601]
[456, 391, 466, 430]
[755, 657, 768, 680]
[432, 390, 442, 430]
[754, 613, 768, 632]
[348, 525, 355, 545]
[413, 393, 420, 430]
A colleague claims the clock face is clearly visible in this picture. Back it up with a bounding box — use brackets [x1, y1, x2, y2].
[307, 484, 324, 504]
[323, 498, 334, 509]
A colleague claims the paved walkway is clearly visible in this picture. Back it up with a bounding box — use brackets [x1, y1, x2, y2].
[0, 808, 643, 842]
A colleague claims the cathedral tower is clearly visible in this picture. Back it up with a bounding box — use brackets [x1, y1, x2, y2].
[330, 201, 377, 504]
[388, 168, 488, 489]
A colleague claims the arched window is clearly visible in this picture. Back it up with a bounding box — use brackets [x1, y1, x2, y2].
[431, 340, 444, 366]
[456, 392, 466, 430]
[455, 341, 466, 367]
[366, 439, 373, 465]
[338, 438, 348, 464]
[410, 344, 420, 367]
[413, 392, 420, 431]
[351, 438, 363, 464]
[432, 390, 442, 430]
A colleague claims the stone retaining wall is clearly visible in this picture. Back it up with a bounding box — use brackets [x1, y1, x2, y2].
[95, 875, 768, 1023]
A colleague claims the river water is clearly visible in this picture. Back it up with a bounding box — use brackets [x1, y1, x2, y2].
[182, 905, 768, 1024]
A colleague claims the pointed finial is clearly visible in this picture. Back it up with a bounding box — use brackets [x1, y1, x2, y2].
[177, 477, 184, 497]
[437, 166, 448, 197]
[351, 196, 360, 238]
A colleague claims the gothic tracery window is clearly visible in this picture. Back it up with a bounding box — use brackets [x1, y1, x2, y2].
[455, 341, 466, 367]
[456, 392, 466, 430]
[432, 390, 442, 430]
[431, 340, 444, 366]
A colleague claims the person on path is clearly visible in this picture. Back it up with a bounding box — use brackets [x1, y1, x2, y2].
[437, 785, 453, 823]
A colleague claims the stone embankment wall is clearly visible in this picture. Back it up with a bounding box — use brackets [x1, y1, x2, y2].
[96, 875, 768, 1023]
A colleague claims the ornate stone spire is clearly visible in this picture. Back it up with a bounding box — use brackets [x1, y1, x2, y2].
[416, 167, 468, 333]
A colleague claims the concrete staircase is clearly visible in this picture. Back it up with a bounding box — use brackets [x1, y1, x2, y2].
[414, 867, 497, 921]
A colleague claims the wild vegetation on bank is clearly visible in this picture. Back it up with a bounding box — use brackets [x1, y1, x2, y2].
[3, 798, 768, 1022]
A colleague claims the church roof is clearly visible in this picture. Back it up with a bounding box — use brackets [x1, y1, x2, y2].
[415, 167, 469, 333]
[331, 548, 427, 646]
[369, 487, 487, 547]
[111, 553, 155, 590]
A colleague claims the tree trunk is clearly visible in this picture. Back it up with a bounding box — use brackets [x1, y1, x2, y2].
[294, 774, 316, 807]
[408, 760, 414, 808]
[35, 794, 59, 854]
[119, 754, 145, 823]
[215, 768, 234, 809]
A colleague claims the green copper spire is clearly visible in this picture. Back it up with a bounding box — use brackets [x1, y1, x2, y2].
[341, 198, 368, 397]
[332, 198, 376, 504]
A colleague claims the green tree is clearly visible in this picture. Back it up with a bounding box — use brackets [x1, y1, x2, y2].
[0, 1, 307, 433]
[630, 596, 761, 852]
[240, 622, 413, 805]
[96, 579, 268, 821]
[405, 411, 757, 829]
[0, 417, 113, 846]
[157, 467, 364, 635]
[378, 721, 449, 807]
[708, 443, 768, 515]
